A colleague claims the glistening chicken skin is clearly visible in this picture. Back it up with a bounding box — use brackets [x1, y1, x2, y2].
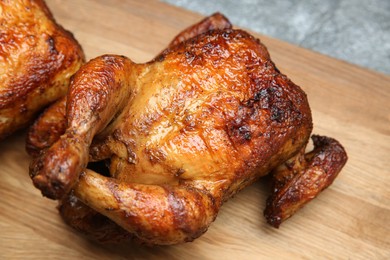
[28, 14, 347, 245]
[0, 0, 84, 139]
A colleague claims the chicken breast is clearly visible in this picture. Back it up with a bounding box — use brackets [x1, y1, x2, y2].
[28, 13, 347, 245]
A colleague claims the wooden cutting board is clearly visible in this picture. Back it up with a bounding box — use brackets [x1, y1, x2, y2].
[1, 0, 389, 258]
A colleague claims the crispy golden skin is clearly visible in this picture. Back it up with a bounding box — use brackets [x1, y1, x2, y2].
[59, 190, 134, 243]
[0, 0, 84, 139]
[26, 12, 231, 156]
[28, 14, 347, 245]
[166, 12, 232, 48]
[26, 96, 67, 157]
[264, 135, 348, 227]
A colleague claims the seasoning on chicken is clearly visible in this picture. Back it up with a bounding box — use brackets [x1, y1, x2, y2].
[28, 13, 347, 245]
[0, 0, 84, 140]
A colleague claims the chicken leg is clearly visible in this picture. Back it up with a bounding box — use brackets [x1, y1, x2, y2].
[28, 14, 347, 245]
[26, 12, 231, 156]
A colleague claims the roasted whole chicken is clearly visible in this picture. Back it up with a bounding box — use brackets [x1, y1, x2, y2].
[28, 13, 347, 245]
[0, 0, 84, 140]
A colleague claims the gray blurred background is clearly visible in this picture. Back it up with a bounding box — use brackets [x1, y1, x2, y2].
[161, 0, 390, 75]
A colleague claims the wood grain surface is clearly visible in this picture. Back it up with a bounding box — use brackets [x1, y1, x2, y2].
[1, 0, 389, 259]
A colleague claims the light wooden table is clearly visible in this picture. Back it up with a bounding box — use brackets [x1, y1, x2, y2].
[1, 0, 389, 258]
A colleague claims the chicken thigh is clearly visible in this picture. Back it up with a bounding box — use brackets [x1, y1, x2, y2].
[29, 14, 347, 245]
[0, 0, 84, 139]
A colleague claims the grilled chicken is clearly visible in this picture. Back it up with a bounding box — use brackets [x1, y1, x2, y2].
[26, 12, 230, 156]
[0, 0, 84, 140]
[28, 13, 347, 245]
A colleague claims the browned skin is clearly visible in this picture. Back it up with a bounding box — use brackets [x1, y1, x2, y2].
[26, 12, 231, 155]
[264, 135, 348, 227]
[166, 12, 232, 48]
[28, 14, 347, 245]
[59, 191, 134, 243]
[0, 0, 84, 140]
[26, 96, 67, 157]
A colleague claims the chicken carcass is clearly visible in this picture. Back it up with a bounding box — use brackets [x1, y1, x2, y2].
[0, 0, 84, 140]
[29, 13, 347, 245]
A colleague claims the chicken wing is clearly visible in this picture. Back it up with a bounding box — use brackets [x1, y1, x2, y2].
[28, 14, 347, 245]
